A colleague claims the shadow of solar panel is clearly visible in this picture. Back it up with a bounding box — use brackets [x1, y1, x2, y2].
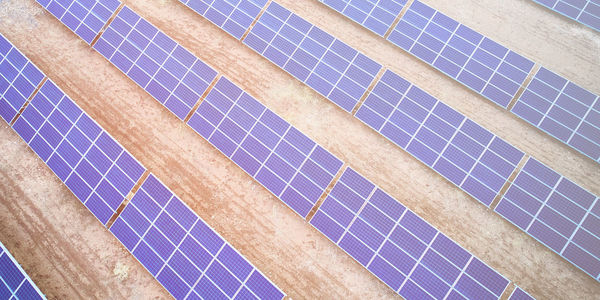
[93, 6, 218, 120]
[508, 286, 536, 300]
[357, 69, 525, 206]
[310, 167, 510, 300]
[178, 0, 270, 39]
[0, 242, 45, 300]
[187, 76, 344, 217]
[317, 0, 409, 36]
[532, 0, 600, 31]
[11, 79, 146, 225]
[0, 34, 45, 124]
[243, 2, 382, 113]
[386, 1, 535, 108]
[512, 67, 600, 163]
[36, 0, 122, 44]
[110, 174, 285, 300]
[495, 157, 600, 280]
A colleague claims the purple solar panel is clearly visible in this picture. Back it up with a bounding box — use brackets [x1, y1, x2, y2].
[386, 1, 535, 108]
[0, 242, 45, 300]
[178, 0, 270, 39]
[509, 286, 536, 300]
[12, 79, 146, 225]
[93, 6, 218, 120]
[243, 2, 382, 112]
[356, 69, 524, 206]
[187, 76, 344, 218]
[512, 67, 600, 163]
[311, 167, 510, 299]
[111, 174, 285, 300]
[317, 0, 409, 36]
[533, 0, 600, 31]
[495, 157, 600, 280]
[0, 34, 45, 124]
[36, 0, 122, 44]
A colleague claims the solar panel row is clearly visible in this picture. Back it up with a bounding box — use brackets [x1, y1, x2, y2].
[0, 35, 45, 124]
[532, 0, 600, 31]
[0, 33, 285, 300]
[495, 157, 600, 279]
[513, 68, 600, 162]
[318, 0, 408, 36]
[111, 174, 285, 300]
[311, 168, 511, 300]
[0, 242, 45, 300]
[319, 0, 600, 164]
[509, 286, 535, 300]
[177, 0, 599, 282]
[36, 0, 122, 44]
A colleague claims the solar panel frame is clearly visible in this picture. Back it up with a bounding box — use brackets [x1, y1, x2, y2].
[93, 6, 219, 120]
[110, 173, 285, 300]
[12, 79, 146, 226]
[177, 0, 270, 39]
[495, 157, 600, 280]
[512, 67, 600, 163]
[532, 0, 600, 31]
[36, 0, 122, 44]
[310, 167, 510, 300]
[187, 76, 344, 218]
[0, 34, 45, 124]
[243, 1, 383, 113]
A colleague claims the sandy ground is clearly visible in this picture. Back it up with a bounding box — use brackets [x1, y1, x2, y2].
[0, 0, 599, 299]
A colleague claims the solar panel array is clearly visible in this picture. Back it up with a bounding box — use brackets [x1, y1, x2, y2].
[188, 76, 344, 218]
[244, 2, 382, 112]
[533, 0, 600, 31]
[36, 0, 121, 44]
[509, 286, 535, 300]
[177, 0, 269, 39]
[93, 6, 218, 120]
[317, 0, 408, 36]
[111, 174, 285, 300]
[0, 34, 45, 124]
[319, 0, 600, 165]
[356, 69, 525, 206]
[2, 33, 285, 299]
[0, 242, 45, 300]
[495, 157, 600, 280]
[388, 1, 536, 108]
[311, 167, 511, 300]
[12, 79, 146, 225]
[512, 67, 600, 162]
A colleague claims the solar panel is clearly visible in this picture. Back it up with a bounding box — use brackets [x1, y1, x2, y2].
[387, 1, 535, 108]
[357, 69, 524, 206]
[93, 6, 219, 120]
[187, 76, 344, 217]
[0, 34, 45, 124]
[110, 174, 285, 300]
[310, 167, 510, 300]
[508, 286, 536, 300]
[512, 67, 600, 163]
[0, 242, 45, 300]
[177, 0, 270, 39]
[495, 157, 600, 280]
[317, 0, 409, 36]
[12, 79, 146, 225]
[532, 0, 600, 31]
[36, 0, 122, 44]
[243, 2, 382, 113]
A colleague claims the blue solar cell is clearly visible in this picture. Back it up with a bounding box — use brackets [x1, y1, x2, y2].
[532, 0, 600, 31]
[111, 174, 285, 300]
[0, 242, 45, 299]
[93, 6, 218, 120]
[509, 286, 536, 300]
[11, 79, 145, 225]
[311, 167, 510, 299]
[496, 157, 600, 280]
